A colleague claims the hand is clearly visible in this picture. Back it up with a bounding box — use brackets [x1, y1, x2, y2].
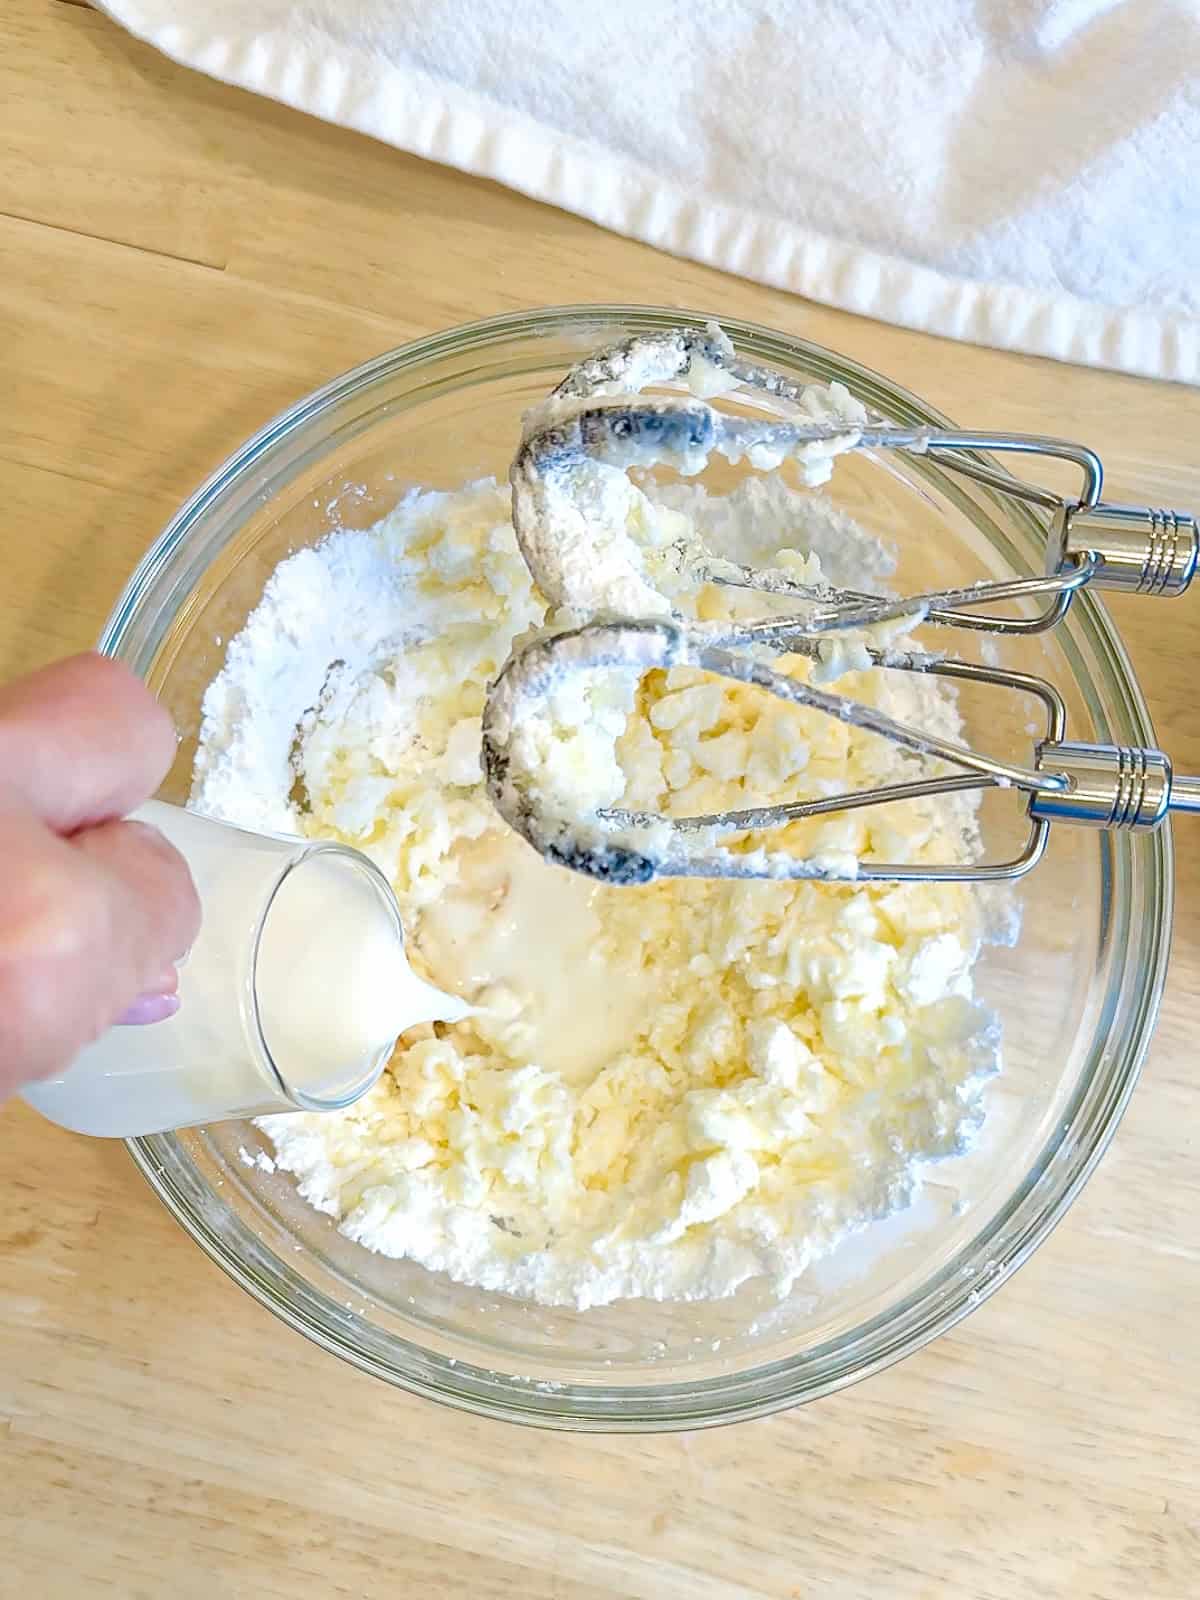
[0, 654, 201, 1099]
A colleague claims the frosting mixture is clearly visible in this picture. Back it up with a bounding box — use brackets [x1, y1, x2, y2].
[194, 468, 1002, 1307]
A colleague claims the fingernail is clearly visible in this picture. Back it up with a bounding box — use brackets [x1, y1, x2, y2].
[116, 992, 181, 1027]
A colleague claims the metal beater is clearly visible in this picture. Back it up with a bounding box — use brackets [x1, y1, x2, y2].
[484, 328, 1200, 885]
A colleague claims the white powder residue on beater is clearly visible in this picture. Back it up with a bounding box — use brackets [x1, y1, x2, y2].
[193, 469, 1005, 1310]
[511, 357, 871, 623]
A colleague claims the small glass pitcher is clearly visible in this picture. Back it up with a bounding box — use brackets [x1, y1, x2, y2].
[22, 802, 459, 1138]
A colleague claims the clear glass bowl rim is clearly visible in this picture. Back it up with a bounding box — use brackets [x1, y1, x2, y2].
[99, 304, 1172, 1430]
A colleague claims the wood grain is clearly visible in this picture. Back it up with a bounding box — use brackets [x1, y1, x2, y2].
[2, 1, 1198, 1594]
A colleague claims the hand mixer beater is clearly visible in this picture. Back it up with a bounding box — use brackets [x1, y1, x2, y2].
[483, 326, 1200, 885]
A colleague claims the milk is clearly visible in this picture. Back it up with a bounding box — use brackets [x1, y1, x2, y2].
[21, 802, 467, 1138]
[253, 846, 470, 1098]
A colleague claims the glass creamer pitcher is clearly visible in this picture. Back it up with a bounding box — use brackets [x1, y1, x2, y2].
[22, 802, 465, 1137]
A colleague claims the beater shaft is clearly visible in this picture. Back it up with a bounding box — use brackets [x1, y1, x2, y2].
[1031, 742, 1200, 830]
[1050, 503, 1199, 598]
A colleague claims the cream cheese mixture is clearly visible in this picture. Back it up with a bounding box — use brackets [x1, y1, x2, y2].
[193, 469, 1004, 1308]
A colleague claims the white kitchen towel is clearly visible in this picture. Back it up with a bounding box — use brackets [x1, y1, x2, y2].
[98, 0, 1200, 384]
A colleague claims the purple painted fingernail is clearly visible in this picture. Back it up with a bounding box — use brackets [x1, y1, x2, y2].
[116, 992, 182, 1027]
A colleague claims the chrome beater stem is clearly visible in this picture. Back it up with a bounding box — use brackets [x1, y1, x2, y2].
[1049, 503, 1199, 598]
[1031, 742, 1200, 830]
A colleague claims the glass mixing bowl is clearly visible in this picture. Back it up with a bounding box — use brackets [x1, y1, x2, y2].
[101, 306, 1170, 1430]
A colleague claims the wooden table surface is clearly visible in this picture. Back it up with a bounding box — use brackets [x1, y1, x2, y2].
[3, 4, 1199, 1595]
